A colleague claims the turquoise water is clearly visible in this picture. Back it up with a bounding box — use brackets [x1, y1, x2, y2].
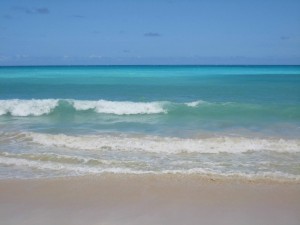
[0, 66, 300, 180]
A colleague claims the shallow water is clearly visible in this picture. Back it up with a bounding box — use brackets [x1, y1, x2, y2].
[0, 66, 299, 180]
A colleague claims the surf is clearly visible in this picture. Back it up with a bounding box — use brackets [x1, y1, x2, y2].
[0, 99, 299, 120]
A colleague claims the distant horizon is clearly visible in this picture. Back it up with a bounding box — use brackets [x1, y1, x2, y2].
[1, 63, 300, 67]
[1, 65, 300, 67]
[1, 60, 300, 67]
[1, 55, 300, 66]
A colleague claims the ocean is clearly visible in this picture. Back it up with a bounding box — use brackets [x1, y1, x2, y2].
[0, 65, 299, 180]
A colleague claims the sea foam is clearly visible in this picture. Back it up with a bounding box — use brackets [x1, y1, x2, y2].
[70, 99, 167, 115]
[0, 99, 59, 116]
[1, 156, 299, 181]
[185, 100, 205, 107]
[0, 99, 168, 116]
[20, 132, 300, 154]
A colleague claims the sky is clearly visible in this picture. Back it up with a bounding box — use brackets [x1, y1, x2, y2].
[0, 0, 300, 65]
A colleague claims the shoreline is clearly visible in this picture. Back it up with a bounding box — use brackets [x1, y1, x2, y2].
[1, 172, 300, 184]
[1, 174, 300, 225]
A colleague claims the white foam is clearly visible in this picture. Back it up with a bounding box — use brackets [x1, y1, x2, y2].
[0, 151, 120, 166]
[1, 157, 299, 181]
[25, 132, 300, 154]
[0, 99, 167, 116]
[0, 98, 213, 116]
[185, 100, 205, 107]
[0, 99, 59, 116]
[70, 99, 167, 115]
[0, 156, 150, 175]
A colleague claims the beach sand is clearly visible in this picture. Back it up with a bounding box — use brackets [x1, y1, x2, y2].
[0, 174, 300, 225]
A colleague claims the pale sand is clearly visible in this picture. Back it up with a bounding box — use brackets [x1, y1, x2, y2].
[0, 174, 300, 225]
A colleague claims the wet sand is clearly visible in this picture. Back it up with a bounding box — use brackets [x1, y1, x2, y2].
[0, 174, 300, 225]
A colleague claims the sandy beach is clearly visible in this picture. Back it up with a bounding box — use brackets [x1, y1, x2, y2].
[1, 0, 300, 223]
[1, 174, 299, 225]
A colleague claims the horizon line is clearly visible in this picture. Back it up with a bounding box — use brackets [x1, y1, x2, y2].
[1, 64, 300, 67]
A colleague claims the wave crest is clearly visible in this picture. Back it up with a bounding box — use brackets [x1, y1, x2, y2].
[71, 99, 167, 115]
[0, 99, 299, 118]
[0, 99, 168, 116]
[0, 99, 59, 116]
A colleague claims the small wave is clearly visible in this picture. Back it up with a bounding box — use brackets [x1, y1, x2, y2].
[0, 99, 299, 119]
[0, 99, 59, 116]
[0, 99, 169, 116]
[0, 156, 153, 176]
[185, 100, 206, 107]
[0, 156, 105, 174]
[0, 152, 143, 167]
[1, 157, 299, 181]
[0, 98, 210, 116]
[70, 99, 167, 115]
[6, 132, 299, 154]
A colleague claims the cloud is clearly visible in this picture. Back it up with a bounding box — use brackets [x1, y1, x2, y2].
[280, 36, 290, 41]
[35, 8, 49, 14]
[11, 6, 50, 15]
[144, 32, 161, 37]
[11, 6, 31, 14]
[3, 14, 12, 19]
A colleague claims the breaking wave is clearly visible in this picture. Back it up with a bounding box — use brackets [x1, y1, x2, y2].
[0, 156, 299, 181]
[1, 131, 300, 180]
[72, 99, 167, 115]
[3, 131, 300, 154]
[0, 99, 169, 116]
[0, 99, 299, 119]
[0, 99, 59, 116]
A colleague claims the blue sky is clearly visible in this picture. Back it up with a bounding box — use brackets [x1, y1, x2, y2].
[1, 0, 300, 65]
